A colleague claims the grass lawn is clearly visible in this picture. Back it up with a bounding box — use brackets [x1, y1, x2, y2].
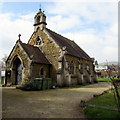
[84, 89, 120, 119]
[98, 77, 120, 82]
[0, 77, 5, 84]
[97, 77, 111, 82]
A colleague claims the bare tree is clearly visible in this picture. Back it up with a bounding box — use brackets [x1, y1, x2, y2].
[0, 55, 7, 71]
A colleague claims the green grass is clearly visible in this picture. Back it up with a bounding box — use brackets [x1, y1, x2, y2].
[84, 89, 120, 119]
[98, 77, 120, 82]
[97, 78, 111, 82]
[84, 107, 120, 120]
[0, 77, 5, 84]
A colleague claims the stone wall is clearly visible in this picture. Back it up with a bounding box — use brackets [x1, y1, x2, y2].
[30, 63, 50, 80]
[61, 55, 97, 86]
[28, 28, 97, 86]
[6, 41, 31, 86]
[28, 28, 62, 84]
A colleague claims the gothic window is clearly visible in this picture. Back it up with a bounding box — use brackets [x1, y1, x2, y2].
[68, 61, 74, 74]
[39, 67, 44, 78]
[87, 65, 90, 71]
[36, 16, 40, 24]
[79, 63, 83, 74]
[86, 64, 90, 74]
[58, 62, 62, 69]
[35, 36, 42, 45]
[79, 63, 82, 70]
[40, 68, 44, 76]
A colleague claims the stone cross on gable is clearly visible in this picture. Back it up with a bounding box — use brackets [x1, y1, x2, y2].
[18, 34, 21, 40]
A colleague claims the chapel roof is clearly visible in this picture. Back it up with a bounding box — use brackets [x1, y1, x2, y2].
[21, 42, 51, 64]
[45, 28, 92, 61]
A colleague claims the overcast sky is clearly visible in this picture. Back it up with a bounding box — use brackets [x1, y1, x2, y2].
[0, 0, 118, 63]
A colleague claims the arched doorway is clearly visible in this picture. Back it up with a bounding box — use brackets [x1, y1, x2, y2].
[13, 57, 22, 85]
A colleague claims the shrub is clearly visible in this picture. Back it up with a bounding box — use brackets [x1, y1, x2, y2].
[20, 81, 38, 91]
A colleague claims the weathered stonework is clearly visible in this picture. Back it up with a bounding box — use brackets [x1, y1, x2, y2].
[6, 9, 97, 87]
[30, 63, 50, 80]
[28, 28, 62, 84]
[6, 41, 31, 86]
[55, 54, 97, 86]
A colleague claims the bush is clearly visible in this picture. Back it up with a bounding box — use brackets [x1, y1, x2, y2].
[20, 81, 37, 91]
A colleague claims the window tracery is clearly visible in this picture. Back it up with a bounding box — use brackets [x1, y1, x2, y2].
[35, 36, 42, 45]
[68, 61, 74, 74]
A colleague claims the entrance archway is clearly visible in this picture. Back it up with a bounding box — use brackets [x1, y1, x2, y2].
[13, 57, 22, 85]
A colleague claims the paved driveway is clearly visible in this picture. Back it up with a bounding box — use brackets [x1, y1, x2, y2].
[2, 82, 111, 118]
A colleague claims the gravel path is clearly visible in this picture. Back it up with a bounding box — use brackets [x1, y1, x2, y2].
[2, 82, 111, 118]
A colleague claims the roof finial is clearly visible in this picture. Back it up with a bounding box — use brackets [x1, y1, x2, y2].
[18, 34, 21, 40]
[39, 4, 42, 11]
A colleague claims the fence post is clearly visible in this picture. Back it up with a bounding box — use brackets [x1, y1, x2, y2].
[80, 100, 85, 107]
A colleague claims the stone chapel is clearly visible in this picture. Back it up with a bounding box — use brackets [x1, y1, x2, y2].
[5, 9, 97, 87]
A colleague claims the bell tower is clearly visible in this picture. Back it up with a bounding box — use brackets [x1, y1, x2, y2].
[34, 9, 47, 31]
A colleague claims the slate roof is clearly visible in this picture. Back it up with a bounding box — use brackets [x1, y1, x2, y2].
[46, 28, 92, 61]
[21, 42, 51, 64]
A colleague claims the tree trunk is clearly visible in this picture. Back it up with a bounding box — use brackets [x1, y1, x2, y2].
[112, 81, 120, 112]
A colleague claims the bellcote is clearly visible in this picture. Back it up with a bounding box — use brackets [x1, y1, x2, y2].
[34, 9, 47, 31]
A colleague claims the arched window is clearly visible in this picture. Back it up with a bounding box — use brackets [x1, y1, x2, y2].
[40, 68, 44, 76]
[36, 36, 42, 45]
[36, 16, 40, 24]
[71, 62, 74, 74]
[79, 63, 82, 70]
[68, 61, 74, 74]
[78, 63, 83, 74]
[87, 65, 90, 71]
[86, 64, 91, 74]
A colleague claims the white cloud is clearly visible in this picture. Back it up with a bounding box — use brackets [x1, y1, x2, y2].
[63, 30, 96, 45]
[103, 46, 118, 55]
[110, 23, 118, 36]
[45, 2, 118, 63]
[0, 13, 33, 59]
[0, 0, 119, 2]
[20, 13, 35, 21]
[47, 15, 81, 31]
[62, 24, 118, 63]
[102, 46, 118, 61]
[46, 2, 117, 25]
[0, 2, 118, 63]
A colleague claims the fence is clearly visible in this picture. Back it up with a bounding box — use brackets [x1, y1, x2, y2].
[80, 100, 118, 111]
